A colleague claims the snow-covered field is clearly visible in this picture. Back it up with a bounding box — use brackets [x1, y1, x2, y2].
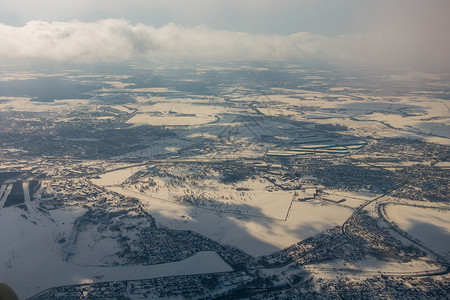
[127, 175, 294, 220]
[0, 97, 93, 113]
[127, 113, 217, 126]
[110, 186, 352, 256]
[386, 205, 450, 259]
[1, 65, 448, 299]
[249, 89, 450, 144]
[91, 166, 145, 186]
[125, 101, 230, 126]
[0, 205, 232, 299]
[319, 189, 378, 208]
[308, 256, 441, 279]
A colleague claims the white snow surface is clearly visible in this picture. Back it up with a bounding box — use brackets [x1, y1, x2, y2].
[386, 205, 450, 257]
[308, 256, 441, 279]
[91, 166, 145, 186]
[110, 187, 353, 256]
[0, 205, 231, 299]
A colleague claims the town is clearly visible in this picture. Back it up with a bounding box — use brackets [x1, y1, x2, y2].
[0, 61, 449, 299]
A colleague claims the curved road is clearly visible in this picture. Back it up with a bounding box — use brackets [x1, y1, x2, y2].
[376, 202, 450, 271]
[341, 194, 449, 277]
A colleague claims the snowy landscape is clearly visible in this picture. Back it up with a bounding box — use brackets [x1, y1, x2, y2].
[0, 60, 449, 299]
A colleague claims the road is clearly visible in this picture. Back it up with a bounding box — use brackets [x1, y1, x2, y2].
[0, 184, 13, 209]
[376, 201, 450, 272]
[341, 194, 450, 277]
[341, 193, 388, 236]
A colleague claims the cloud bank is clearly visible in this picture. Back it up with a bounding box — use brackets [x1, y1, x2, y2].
[0, 19, 320, 62]
[1, 19, 449, 71]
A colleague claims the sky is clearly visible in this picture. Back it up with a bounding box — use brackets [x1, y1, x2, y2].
[1, 0, 449, 71]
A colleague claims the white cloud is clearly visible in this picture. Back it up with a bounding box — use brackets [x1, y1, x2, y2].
[0, 18, 449, 71]
[0, 19, 323, 62]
